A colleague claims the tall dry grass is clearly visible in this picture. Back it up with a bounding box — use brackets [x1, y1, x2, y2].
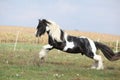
[0, 26, 120, 49]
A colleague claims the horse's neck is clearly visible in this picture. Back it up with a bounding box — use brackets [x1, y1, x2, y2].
[48, 29, 69, 42]
[48, 30, 62, 42]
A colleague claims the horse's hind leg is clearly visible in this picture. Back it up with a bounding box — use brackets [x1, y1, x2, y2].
[85, 53, 103, 70]
[91, 60, 98, 69]
[92, 55, 104, 70]
[86, 38, 104, 70]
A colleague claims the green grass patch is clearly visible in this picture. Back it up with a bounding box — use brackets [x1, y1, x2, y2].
[0, 43, 120, 80]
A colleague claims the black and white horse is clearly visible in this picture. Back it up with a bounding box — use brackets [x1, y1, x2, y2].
[35, 19, 120, 70]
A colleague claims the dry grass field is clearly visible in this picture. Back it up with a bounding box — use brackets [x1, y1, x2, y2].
[0, 26, 120, 51]
[0, 26, 120, 43]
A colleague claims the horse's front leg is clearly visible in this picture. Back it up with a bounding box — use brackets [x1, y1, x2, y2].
[39, 44, 53, 63]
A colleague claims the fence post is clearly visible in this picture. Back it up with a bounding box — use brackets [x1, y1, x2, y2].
[14, 31, 20, 51]
[115, 40, 119, 52]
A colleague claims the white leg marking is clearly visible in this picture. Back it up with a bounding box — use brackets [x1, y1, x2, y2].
[63, 41, 74, 51]
[93, 55, 104, 70]
[39, 44, 53, 59]
[91, 61, 98, 69]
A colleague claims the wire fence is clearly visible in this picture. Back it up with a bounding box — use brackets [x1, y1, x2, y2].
[0, 31, 120, 52]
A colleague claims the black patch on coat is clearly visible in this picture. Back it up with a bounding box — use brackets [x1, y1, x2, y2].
[48, 35, 66, 50]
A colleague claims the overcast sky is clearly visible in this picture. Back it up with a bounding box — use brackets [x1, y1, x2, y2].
[0, 0, 120, 35]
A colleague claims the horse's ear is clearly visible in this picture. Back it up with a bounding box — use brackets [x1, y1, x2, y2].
[38, 19, 42, 22]
[42, 19, 47, 22]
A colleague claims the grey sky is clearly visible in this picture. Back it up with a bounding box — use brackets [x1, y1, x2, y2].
[0, 0, 120, 35]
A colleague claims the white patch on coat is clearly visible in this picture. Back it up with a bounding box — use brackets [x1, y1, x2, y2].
[79, 36, 86, 38]
[63, 33, 74, 51]
[80, 36, 96, 54]
[46, 26, 50, 32]
[47, 20, 62, 42]
[87, 38, 96, 55]
[80, 36, 97, 55]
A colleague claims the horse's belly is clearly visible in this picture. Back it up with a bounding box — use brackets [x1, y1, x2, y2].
[65, 47, 83, 54]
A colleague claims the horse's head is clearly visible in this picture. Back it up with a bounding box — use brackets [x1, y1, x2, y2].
[35, 19, 50, 37]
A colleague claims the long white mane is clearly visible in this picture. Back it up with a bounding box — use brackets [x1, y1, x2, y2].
[47, 20, 62, 42]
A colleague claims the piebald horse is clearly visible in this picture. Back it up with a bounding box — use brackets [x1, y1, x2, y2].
[35, 19, 120, 70]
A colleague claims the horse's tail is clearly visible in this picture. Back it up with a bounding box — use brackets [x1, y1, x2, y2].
[94, 41, 120, 61]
